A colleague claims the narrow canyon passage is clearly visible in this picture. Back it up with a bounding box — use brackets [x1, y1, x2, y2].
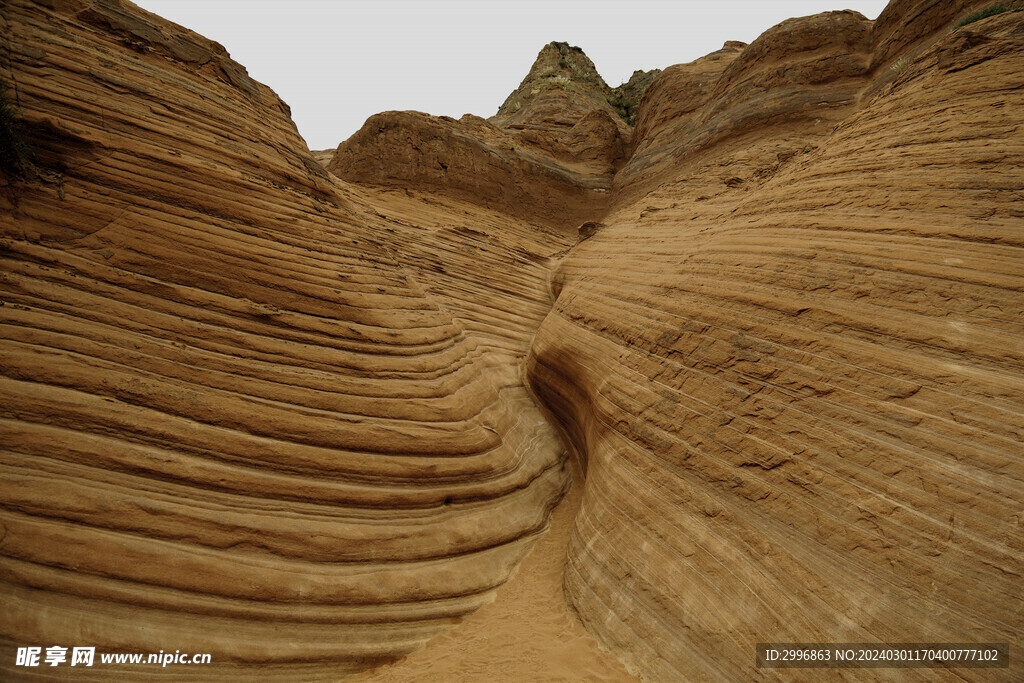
[353, 459, 637, 682]
[2, 1, 1022, 680]
[330, 184, 635, 679]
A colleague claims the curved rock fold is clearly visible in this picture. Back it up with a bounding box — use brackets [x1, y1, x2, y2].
[2, 0, 1022, 680]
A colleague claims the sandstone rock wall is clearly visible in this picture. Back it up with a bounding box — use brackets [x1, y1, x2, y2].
[618, 10, 876, 205]
[327, 110, 611, 231]
[2, 0, 1022, 680]
[327, 41, 650, 232]
[0, 0, 570, 676]
[529, 5, 1024, 680]
[871, 0, 983, 69]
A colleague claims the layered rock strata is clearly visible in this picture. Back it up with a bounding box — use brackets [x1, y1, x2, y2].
[0, 0, 570, 676]
[529, 2, 1024, 679]
[329, 110, 609, 230]
[1, 0, 1022, 680]
[328, 41, 658, 231]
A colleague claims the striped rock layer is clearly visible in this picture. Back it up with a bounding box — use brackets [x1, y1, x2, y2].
[1, 0, 571, 677]
[2, 0, 1023, 680]
[529, 1, 1024, 680]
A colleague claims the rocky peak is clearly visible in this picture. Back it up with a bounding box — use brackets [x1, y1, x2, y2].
[496, 41, 612, 118]
[496, 42, 661, 128]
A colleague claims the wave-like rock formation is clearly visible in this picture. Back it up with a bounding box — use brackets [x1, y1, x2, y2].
[530, 1, 1024, 679]
[0, 0, 572, 677]
[2, 0, 1022, 679]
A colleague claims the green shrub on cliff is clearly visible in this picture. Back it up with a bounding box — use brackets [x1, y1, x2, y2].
[609, 95, 638, 125]
[953, 4, 1021, 29]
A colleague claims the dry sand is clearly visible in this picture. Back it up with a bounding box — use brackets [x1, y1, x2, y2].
[353, 461, 638, 682]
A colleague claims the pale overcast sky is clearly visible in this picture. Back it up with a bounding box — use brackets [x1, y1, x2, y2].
[133, 0, 890, 151]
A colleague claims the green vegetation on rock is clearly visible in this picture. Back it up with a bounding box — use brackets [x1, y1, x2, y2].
[953, 3, 1021, 29]
[496, 42, 662, 127]
[607, 69, 661, 126]
[608, 95, 638, 125]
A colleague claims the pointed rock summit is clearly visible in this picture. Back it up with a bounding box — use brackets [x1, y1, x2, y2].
[494, 41, 660, 127]
[329, 42, 664, 230]
[497, 42, 613, 117]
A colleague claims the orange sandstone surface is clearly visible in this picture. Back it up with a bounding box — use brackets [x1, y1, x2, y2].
[1, 0, 1022, 680]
